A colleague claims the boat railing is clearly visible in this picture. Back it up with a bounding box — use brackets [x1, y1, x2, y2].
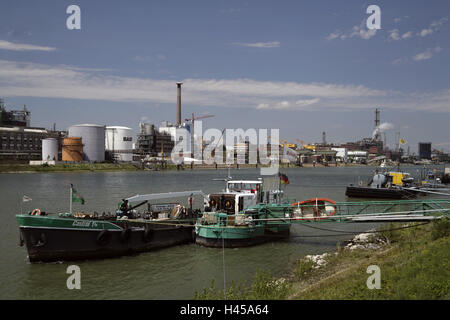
[198, 199, 450, 226]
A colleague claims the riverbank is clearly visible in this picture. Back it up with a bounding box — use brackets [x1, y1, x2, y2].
[0, 161, 374, 173]
[0, 162, 140, 173]
[194, 219, 449, 300]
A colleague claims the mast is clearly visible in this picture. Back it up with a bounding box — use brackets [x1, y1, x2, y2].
[70, 185, 73, 214]
[396, 132, 400, 172]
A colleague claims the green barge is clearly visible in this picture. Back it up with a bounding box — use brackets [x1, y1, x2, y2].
[195, 204, 292, 247]
[17, 190, 207, 263]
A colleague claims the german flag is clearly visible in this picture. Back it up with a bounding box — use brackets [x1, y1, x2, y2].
[279, 173, 290, 185]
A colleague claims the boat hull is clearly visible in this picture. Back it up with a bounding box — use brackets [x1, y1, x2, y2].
[194, 224, 290, 248]
[345, 186, 418, 199]
[17, 215, 194, 263]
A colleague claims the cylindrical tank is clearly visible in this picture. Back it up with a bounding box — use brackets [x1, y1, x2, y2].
[68, 124, 105, 162]
[105, 126, 133, 162]
[62, 137, 84, 162]
[42, 138, 58, 161]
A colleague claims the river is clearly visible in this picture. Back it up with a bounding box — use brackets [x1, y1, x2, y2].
[0, 165, 444, 299]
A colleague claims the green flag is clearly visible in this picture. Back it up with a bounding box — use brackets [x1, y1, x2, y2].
[71, 184, 85, 205]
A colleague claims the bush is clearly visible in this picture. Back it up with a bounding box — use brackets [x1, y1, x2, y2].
[431, 219, 450, 240]
[295, 258, 315, 279]
[193, 271, 291, 300]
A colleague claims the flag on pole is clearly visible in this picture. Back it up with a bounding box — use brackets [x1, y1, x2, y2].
[22, 195, 32, 202]
[279, 173, 290, 185]
[71, 184, 85, 205]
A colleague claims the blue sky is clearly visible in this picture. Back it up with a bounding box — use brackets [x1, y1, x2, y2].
[0, 0, 449, 153]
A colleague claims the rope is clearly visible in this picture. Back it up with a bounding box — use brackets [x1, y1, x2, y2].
[194, 221, 432, 239]
[293, 220, 431, 235]
[222, 229, 226, 300]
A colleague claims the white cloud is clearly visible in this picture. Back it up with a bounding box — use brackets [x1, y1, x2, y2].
[233, 41, 280, 48]
[418, 28, 434, 37]
[0, 59, 449, 113]
[388, 29, 414, 41]
[413, 51, 432, 61]
[413, 47, 442, 61]
[430, 17, 448, 28]
[0, 40, 56, 51]
[418, 17, 448, 37]
[326, 22, 377, 40]
[401, 31, 413, 39]
[388, 29, 401, 41]
[326, 31, 342, 40]
[295, 98, 320, 107]
[350, 25, 377, 40]
[256, 98, 320, 110]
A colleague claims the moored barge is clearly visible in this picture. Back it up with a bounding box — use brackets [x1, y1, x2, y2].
[346, 171, 420, 199]
[17, 190, 207, 262]
[195, 175, 292, 247]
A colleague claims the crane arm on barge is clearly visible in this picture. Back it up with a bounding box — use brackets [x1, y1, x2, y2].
[125, 190, 209, 203]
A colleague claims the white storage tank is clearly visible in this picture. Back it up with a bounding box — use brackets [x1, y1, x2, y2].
[42, 138, 58, 161]
[68, 124, 105, 162]
[105, 126, 133, 162]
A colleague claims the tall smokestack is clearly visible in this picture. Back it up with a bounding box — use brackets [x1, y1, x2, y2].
[176, 82, 183, 126]
[374, 108, 380, 141]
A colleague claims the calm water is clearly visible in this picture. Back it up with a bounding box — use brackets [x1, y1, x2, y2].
[0, 165, 444, 299]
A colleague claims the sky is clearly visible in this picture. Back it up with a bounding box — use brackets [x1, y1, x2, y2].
[0, 0, 449, 153]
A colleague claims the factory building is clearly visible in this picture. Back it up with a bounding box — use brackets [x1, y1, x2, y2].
[418, 142, 432, 160]
[105, 126, 134, 162]
[0, 126, 63, 162]
[0, 100, 65, 162]
[136, 122, 174, 158]
[332, 148, 348, 163]
[158, 121, 191, 153]
[62, 137, 83, 162]
[0, 101, 30, 127]
[68, 124, 105, 162]
[42, 138, 58, 161]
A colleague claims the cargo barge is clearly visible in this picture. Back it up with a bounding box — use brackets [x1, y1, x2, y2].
[345, 171, 420, 199]
[17, 190, 207, 263]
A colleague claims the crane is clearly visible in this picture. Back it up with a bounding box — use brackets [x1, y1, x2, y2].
[185, 113, 214, 158]
[296, 139, 316, 151]
[281, 139, 297, 149]
[185, 113, 214, 124]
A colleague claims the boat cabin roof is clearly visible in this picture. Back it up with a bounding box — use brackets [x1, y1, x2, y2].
[227, 180, 262, 184]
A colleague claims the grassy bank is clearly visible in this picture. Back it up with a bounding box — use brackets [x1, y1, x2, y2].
[0, 162, 362, 173]
[194, 219, 449, 300]
[0, 162, 140, 173]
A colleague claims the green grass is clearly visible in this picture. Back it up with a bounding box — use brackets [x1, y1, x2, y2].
[193, 271, 291, 300]
[0, 162, 140, 173]
[193, 219, 450, 300]
[292, 219, 450, 300]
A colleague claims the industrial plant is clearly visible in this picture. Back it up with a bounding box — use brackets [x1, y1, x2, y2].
[0, 89, 449, 167]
